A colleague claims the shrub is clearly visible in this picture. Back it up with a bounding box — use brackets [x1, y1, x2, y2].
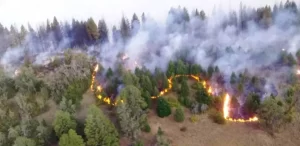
[258, 96, 292, 134]
[209, 109, 226, 125]
[243, 93, 260, 116]
[142, 123, 151, 133]
[195, 88, 212, 106]
[178, 96, 192, 108]
[157, 97, 172, 118]
[167, 97, 180, 108]
[174, 107, 185, 122]
[189, 115, 199, 123]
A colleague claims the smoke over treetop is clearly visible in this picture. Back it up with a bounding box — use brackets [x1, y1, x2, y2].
[0, 1, 299, 83]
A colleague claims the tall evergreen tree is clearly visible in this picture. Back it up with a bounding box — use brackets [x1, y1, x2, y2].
[19, 25, 28, 43]
[183, 7, 190, 22]
[86, 18, 100, 42]
[120, 17, 131, 42]
[53, 110, 76, 137]
[46, 19, 51, 33]
[156, 97, 171, 118]
[200, 10, 206, 20]
[140, 75, 153, 95]
[98, 19, 108, 43]
[59, 129, 84, 146]
[131, 13, 140, 35]
[116, 85, 147, 140]
[141, 13, 146, 24]
[180, 80, 189, 97]
[166, 61, 175, 77]
[51, 16, 63, 43]
[85, 105, 119, 146]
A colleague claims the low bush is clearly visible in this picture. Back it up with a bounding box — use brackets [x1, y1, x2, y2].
[142, 123, 151, 133]
[167, 97, 180, 108]
[174, 107, 185, 122]
[189, 115, 199, 123]
[209, 109, 226, 124]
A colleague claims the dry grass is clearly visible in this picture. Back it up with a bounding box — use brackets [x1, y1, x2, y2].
[145, 108, 300, 146]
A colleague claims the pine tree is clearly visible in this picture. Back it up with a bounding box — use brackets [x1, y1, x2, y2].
[162, 74, 169, 89]
[190, 64, 202, 75]
[59, 129, 84, 146]
[157, 97, 171, 118]
[53, 110, 76, 137]
[174, 107, 185, 122]
[85, 105, 119, 146]
[51, 16, 63, 43]
[46, 19, 51, 33]
[19, 25, 28, 43]
[207, 65, 214, 79]
[120, 17, 131, 42]
[195, 85, 211, 105]
[98, 19, 108, 43]
[166, 61, 175, 77]
[142, 91, 151, 109]
[153, 86, 159, 96]
[140, 75, 153, 95]
[230, 72, 237, 84]
[131, 13, 140, 34]
[200, 10, 206, 20]
[116, 85, 146, 140]
[194, 9, 200, 16]
[141, 13, 146, 24]
[112, 25, 119, 43]
[106, 67, 114, 79]
[183, 7, 190, 22]
[86, 18, 100, 42]
[176, 60, 187, 75]
[180, 80, 189, 97]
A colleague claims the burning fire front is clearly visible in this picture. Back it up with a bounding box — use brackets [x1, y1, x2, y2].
[91, 64, 258, 122]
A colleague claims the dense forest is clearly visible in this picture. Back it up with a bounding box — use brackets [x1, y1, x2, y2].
[1, 0, 300, 146]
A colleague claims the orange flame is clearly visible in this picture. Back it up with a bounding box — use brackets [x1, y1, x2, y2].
[202, 81, 207, 88]
[223, 94, 258, 122]
[223, 94, 230, 119]
[208, 87, 212, 94]
[94, 64, 99, 72]
[96, 86, 102, 92]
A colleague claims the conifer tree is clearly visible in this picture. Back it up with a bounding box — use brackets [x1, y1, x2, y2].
[98, 19, 108, 43]
[86, 18, 100, 42]
[157, 97, 171, 118]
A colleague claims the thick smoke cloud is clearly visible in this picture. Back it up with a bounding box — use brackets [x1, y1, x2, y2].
[0, 4, 300, 97]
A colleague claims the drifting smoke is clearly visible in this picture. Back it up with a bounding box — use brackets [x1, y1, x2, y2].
[1, 4, 300, 97]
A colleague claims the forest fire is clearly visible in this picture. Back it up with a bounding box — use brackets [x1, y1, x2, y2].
[223, 94, 258, 122]
[91, 64, 258, 122]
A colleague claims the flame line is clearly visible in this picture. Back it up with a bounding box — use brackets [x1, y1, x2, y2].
[91, 64, 258, 122]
